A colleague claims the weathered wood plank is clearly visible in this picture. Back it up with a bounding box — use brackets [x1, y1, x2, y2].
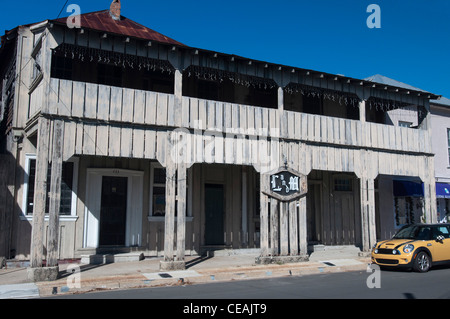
[71, 81, 85, 118]
[82, 124, 97, 155]
[259, 192, 269, 257]
[63, 121, 76, 161]
[108, 126, 121, 157]
[47, 119, 64, 267]
[145, 91, 157, 125]
[122, 88, 135, 123]
[58, 79, 72, 117]
[110, 87, 123, 122]
[120, 127, 133, 158]
[289, 200, 298, 255]
[96, 125, 109, 157]
[176, 163, 187, 261]
[144, 130, 156, 159]
[75, 123, 84, 155]
[132, 128, 145, 159]
[280, 202, 289, 256]
[133, 90, 146, 125]
[270, 198, 279, 256]
[298, 196, 307, 255]
[97, 85, 110, 121]
[84, 83, 98, 119]
[48, 78, 60, 115]
[30, 117, 51, 268]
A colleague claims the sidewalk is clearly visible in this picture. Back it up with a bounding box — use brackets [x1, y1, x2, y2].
[0, 254, 371, 298]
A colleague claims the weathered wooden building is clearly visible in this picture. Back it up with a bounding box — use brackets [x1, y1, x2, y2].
[0, 1, 439, 277]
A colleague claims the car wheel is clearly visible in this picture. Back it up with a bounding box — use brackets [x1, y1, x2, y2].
[413, 251, 431, 273]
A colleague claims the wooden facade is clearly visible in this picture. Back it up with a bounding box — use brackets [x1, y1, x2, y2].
[0, 9, 439, 273]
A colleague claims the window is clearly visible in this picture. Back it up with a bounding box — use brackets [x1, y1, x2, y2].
[23, 155, 78, 219]
[152, 167, 166, 216]
[433, 226, 450, 239]
[399, 121, 412, 128]
[149, 163, 192, 220]
[334, 177, 352, 192]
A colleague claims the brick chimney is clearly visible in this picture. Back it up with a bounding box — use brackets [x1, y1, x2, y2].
[110, 0, 121, 21]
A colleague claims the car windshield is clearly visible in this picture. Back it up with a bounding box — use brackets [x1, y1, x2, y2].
[393, 225, 431, 240]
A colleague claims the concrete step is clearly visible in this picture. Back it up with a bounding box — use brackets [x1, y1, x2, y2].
[308, 245, 362, 261]
[81, 252, 144, 265]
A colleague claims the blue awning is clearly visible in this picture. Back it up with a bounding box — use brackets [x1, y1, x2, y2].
[436, 183, 450, 199]
[393, 180, 424, 197]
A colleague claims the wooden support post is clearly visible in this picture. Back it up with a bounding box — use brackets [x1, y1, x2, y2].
[360, 177, 369, 252]
[30, 117, 51, 269]
[163, 146, 176, 262]
[298, 196, 308, 255]
[270, 198, 279, 255]
[47, 119, 65, 267]
[423, 176, 437, 224]
[367, 178, 377, 250]
[359, 100, 366, 123]
[259, 192, 269, 257]
[174, 69, 183, 127]
[279, 202, 289, 256]
[176, 162, 186, 262]
[241, 168, 248, 247]
[360, 176, 377, 251]
[289, 200, 298, 255]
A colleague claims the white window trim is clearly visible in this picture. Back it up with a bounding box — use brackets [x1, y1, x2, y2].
[148, 162, 193, 222]
[21, 154, 79, 222]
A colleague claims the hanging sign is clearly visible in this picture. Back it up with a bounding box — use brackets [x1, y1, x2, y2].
[262, 167, 307, 202]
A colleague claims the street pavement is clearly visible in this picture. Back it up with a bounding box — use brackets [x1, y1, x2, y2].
[0, 253, 371, 299]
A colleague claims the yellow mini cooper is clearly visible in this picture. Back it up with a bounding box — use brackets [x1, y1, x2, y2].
[372, 224, 450, 272]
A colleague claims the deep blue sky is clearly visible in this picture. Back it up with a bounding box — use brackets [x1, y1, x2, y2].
[1, 0, 449, 98]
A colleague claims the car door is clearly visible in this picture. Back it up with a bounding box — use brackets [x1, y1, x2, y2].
[430, 225, 450, 262]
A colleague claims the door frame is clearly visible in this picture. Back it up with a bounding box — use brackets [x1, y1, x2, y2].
[84, 168, 144, 248]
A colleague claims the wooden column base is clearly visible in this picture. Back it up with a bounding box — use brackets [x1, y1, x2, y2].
[27, 266, 59, 282]
[159, 260, 186, 271]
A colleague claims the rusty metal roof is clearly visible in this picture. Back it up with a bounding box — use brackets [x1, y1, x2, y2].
[52, 10, 185, 47]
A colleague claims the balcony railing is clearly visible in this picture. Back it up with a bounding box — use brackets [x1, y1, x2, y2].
[43, 78, 431, 156]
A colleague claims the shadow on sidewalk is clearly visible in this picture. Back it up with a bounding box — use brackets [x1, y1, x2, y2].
[185, 256, 212, 269]
[57, 263, 107, 280]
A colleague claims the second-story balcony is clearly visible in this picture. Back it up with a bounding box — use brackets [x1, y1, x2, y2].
[23, 41, 434, 159]
[40, 77, 432, 156]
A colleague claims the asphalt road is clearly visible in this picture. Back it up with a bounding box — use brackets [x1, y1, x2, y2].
[50, 265, 450, 300]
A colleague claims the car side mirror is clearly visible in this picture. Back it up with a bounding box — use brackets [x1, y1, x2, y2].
[436, 235, 445, 242]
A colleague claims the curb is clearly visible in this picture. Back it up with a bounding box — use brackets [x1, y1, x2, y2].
[36, 258, 371, 298]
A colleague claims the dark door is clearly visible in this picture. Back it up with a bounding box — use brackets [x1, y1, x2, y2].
[205, 184, 224, 245]
[99, 176, 128, 246]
